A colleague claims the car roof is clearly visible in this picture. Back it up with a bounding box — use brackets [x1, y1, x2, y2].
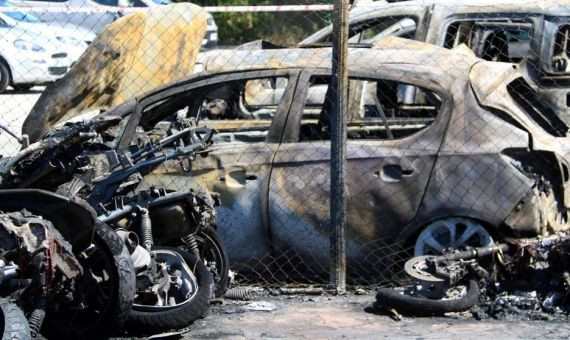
[199, 37, 478, 77]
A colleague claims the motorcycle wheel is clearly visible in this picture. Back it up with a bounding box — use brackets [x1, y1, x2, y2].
[196, 227, 230, 297]
[0, 298, 30, 340]
[375, 279, 479, 315]
[127, 247, 213, 334]
[43, 221, 136, 339]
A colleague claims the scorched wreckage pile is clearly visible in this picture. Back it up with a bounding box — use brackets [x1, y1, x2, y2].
[2, 1, 570, 338]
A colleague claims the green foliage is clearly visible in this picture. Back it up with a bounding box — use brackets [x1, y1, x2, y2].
[176, 0, 331, 45]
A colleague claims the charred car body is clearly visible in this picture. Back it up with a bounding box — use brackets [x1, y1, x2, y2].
[12, 37, 569, 280]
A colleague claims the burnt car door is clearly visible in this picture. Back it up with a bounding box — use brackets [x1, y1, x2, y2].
[267, 67, 451, 274]
[120, 69, 300, 264]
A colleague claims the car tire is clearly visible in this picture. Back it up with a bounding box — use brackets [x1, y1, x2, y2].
[43, 221, 136, 339]
[0, 62, 10, 94]
[375, 279, 479, 315]
[196, 227, 230, 297]
[0, 298, 31, 340]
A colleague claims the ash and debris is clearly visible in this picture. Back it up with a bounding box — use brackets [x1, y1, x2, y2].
[471, 235, 570, 321]
[369, 234, 570, 322]
[472, 280, 570, 321]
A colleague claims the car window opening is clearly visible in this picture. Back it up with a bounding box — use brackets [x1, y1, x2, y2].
[298, 76, 442, 141]
[507, 77, 569, 137]
[137, 76, 289, 145]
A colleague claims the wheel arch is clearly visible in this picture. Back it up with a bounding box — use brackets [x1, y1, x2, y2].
[0, 54, 13, 82]
[398, 209, 501, 248]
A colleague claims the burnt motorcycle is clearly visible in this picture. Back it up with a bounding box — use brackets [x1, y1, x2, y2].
[375, 232, 570, 315]
[0, 117, 228, 333]
[0, 189, 135, 339]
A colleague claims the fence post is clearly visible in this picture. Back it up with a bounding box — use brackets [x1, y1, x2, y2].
[330, 0, 349, 292]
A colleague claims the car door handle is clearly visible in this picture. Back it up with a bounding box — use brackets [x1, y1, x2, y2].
[219, 168, 258, 187]
[218, 174, 257, 181]
[245, 174, 258, 181]
[375, 164, 414, 182]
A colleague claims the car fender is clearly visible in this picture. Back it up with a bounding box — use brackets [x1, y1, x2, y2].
[398, 209, 502, 246]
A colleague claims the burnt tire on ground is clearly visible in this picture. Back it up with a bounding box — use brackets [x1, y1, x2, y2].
[196, 227, 230, 297]
[128, 247, 213, 334]
[43, 221, 135, 339]
[0, 298, 30, 340]
[375, 280, 479, 315]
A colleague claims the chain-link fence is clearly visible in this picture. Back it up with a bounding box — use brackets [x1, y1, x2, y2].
[1, 0, 570, 290]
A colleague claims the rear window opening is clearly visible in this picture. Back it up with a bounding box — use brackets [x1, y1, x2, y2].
[507, 77, 569, 137]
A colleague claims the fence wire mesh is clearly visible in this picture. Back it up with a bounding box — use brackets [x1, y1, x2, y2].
[1, 0, 570, 290]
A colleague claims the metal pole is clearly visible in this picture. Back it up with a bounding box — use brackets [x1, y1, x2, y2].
[330, 0, 349, 292]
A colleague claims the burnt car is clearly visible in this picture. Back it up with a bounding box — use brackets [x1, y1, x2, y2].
[301, 0, 570, 123]
[49, 37, 565, 279]
[10, 38, 570, 281]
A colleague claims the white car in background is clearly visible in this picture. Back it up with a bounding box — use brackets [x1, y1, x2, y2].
[12, 0, 218, 48]
[0, 0, 95, 60]
[0, 14, 73, 92]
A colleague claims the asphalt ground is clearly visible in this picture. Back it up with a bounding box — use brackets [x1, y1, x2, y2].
[184, 293, 570, 340]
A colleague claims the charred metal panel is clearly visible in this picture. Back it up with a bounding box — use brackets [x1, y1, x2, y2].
[0, 189, 95, 252]
[416, 78, 533, 234]
[23, 4, 207, 143]
[418, 153, 533, 229]
[0, 210, 83, 294]
[268, 143, 438, 267]
[139, 142, 277, 265]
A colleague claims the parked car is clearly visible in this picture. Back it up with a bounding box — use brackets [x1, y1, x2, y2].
[19, 38, 570, 280]
[11, 0, 218, 48]
[0, 0, 95, 61]
[0, 14, 72, 92]
[301, 0, 570, 124]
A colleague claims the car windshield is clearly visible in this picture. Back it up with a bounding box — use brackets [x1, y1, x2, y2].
[0, 1, 42, 23]
[152, 0, 170, 4]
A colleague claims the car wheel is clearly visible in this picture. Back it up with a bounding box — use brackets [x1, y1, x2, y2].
[413, 217, 493, 256]
[0, 62, 10, 93]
